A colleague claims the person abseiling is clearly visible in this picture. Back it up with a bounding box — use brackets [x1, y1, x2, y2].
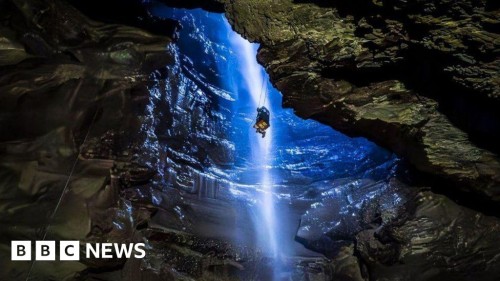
[253, 106, 270, 138]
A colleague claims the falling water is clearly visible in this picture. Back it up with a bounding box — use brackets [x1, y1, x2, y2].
[228, 23, 281, 266]
[149, 6, 396, 280]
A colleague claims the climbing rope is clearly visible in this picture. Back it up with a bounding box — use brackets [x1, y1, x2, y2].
[262, 82, 268, 106]
[258, 76, 266, 107]
[25, 80, 99, 281]
[258, 75, 269, 107]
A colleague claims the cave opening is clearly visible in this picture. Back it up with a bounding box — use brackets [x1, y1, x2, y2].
[148, 5, 398, 279]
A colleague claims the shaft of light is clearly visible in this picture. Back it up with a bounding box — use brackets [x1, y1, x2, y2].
[228, 22, 278, 258]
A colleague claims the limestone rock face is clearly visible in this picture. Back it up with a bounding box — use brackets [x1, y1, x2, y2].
[154, 2, 500, 279]
[162, 0, 500, 200]
[296, 178, 500, 280]
[0, 0, 236, 280]
[361, 190, 500, 281]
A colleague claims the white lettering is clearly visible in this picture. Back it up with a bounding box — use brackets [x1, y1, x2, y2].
[101, 243, 113, 258]
[134, 243, 146, 258]
[86, 243, 100, 258]
[35, 241, 55, 261]
[11, 241, 145, 261]
[60, 241, 80, 261]
[11, 241, 31, 261]
[114, 243, 133, 258]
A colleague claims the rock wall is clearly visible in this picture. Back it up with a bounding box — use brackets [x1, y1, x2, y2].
[161, 0, 500, 201]
[0, 0, 239, 280]
[155, 1, 500, 280]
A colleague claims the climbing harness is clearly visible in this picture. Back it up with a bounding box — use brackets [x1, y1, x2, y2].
[254, 78, 270, 138]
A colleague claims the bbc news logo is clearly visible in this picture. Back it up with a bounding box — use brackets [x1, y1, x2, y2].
[11, 241, 146, 261]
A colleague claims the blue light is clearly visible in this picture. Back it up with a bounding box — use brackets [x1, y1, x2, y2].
[149, 5, 396, 279]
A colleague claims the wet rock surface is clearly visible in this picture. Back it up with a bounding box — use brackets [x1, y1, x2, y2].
[156, 1, 500, 280]
[162, 0, 500, 200]
[0, 0, 238, 279]
[0, 1, 337, 280]
[296, 178, 500, 280]
[358, 190, 500, 281]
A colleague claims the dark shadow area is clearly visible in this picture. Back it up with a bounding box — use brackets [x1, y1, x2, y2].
[320, 46, 500, 155]
[67, 0, 179, 36]
[294, 0, 379, 18]
[297, 0, 500, 156]
[405, 164, 500, 218]
[403, 46, 500, 155]
[155, 0, 224, 13]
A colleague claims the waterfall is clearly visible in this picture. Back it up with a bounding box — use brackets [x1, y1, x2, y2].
[227, 21, 281, 264]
